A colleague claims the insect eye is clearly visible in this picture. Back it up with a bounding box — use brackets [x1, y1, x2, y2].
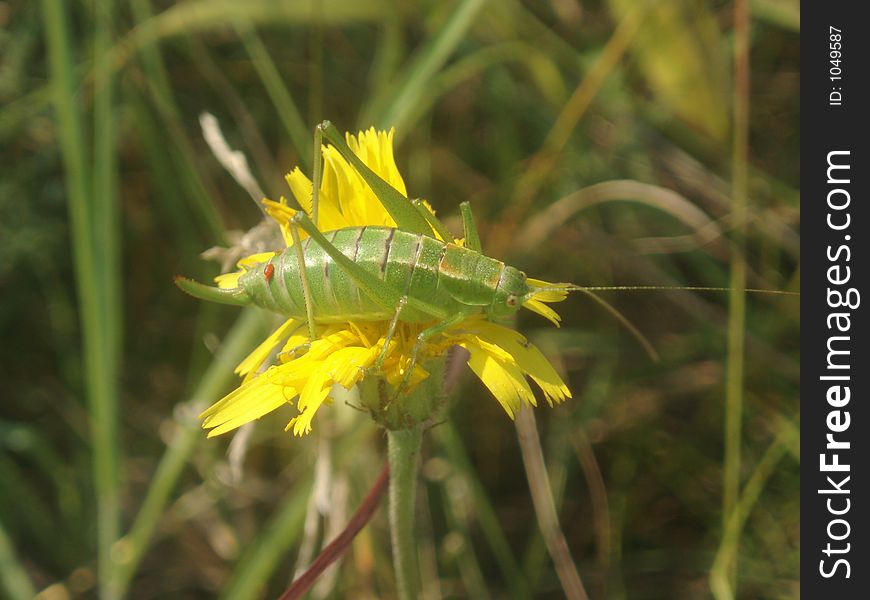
[506, 295, 517, 307]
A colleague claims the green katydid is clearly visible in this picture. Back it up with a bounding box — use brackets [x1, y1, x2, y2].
[176, 121, 795, 393]
[177, 121, 558, 392]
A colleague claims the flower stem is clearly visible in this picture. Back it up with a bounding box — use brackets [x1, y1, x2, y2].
[387, 426, 423, 600]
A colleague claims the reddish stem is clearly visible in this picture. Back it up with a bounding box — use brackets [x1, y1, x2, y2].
[278, 463, 389, 600]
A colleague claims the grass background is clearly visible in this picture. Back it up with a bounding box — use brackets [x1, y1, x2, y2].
[1, 0, 799, 598]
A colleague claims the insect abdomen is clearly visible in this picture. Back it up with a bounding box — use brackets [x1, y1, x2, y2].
[240, 226, 505, 323]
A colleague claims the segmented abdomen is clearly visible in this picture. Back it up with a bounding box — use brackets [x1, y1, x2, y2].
[238, 226, 505, 324]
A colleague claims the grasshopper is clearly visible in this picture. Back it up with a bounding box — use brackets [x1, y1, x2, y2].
[176, 121, 575, 392]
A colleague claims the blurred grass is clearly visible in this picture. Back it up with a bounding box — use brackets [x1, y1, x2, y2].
[720, 1, 751, 596]
[2, 0, 799, 598]
[39, 0, 121, 596]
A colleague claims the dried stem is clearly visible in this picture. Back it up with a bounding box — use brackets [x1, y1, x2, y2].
[516, 406, 589, 600]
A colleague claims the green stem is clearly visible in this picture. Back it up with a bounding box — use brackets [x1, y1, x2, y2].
[94, 2, 123, 593]
[721, 0, 750, 596]
[388, 426, 423, 600]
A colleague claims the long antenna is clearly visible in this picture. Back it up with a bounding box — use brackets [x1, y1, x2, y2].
[529, 284, 797, 362]
[576, 288, 660, 362]
[560, 285, 799, 297]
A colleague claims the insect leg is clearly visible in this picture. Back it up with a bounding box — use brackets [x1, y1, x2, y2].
[317, 121, 433, 237]
[292, 213, 448, 321]
[311, 124, 323, 226]
[288, 221, 317, 342]
[373, 296, 408, 370]
[410, 199, 456, 243]
[394, 311, 469, 398]
[458, 201, 482, 252]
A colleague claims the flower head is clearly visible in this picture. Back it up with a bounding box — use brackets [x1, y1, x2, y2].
[198, 128, 572, 437]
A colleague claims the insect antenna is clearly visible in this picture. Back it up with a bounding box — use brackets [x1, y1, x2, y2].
[527, 284, 798, 362]
[575, 288, 660, 362]
[563, 285, 799, 296]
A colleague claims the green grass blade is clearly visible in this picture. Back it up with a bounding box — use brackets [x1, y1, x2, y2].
[710, 422, 797, 599]
[110, 0, 385, 75]
[127, 98, 203, 258]
[39, 0, 123, 596]
[365, 0, 489, 133]
[130, 0, 228, 244]
[94, 0, 124, 592]
[237, 24, 311, 170]
[386, 41, 568, 137]
[366, 10, 403, 94]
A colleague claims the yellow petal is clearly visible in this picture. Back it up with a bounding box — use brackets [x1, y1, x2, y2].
[290, 373, 332, 436]
[384, 359, 429, 390]
[464, 321, 572, 405]
[268, 355, 319, 387]
[238, 252, 276, 269]
[215, 271, 243, 289]
[373, 128, 407, 195]
[200, 369, 296, 437]
[235, 318, 301, 380]
[465, 343, 536, 418]
[278, 333, 313, 362]
[262, 197, 299, 246]
[522, 298, 562, 327]
[206, 387, 290, 437]
[296, 367, 331, 414]
[528, 375, 571, 406]
[526, 278, 572, 303]
[327, 346, 379, 388]
[285, 168, 313, 215]
[214, 252, 275, 288]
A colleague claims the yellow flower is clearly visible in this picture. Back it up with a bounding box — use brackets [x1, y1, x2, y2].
[200, 128, 572, 437]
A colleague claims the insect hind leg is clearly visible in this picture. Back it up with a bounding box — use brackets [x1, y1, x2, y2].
[459, 201, 482, 252]
[311, 123, 323, 226]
